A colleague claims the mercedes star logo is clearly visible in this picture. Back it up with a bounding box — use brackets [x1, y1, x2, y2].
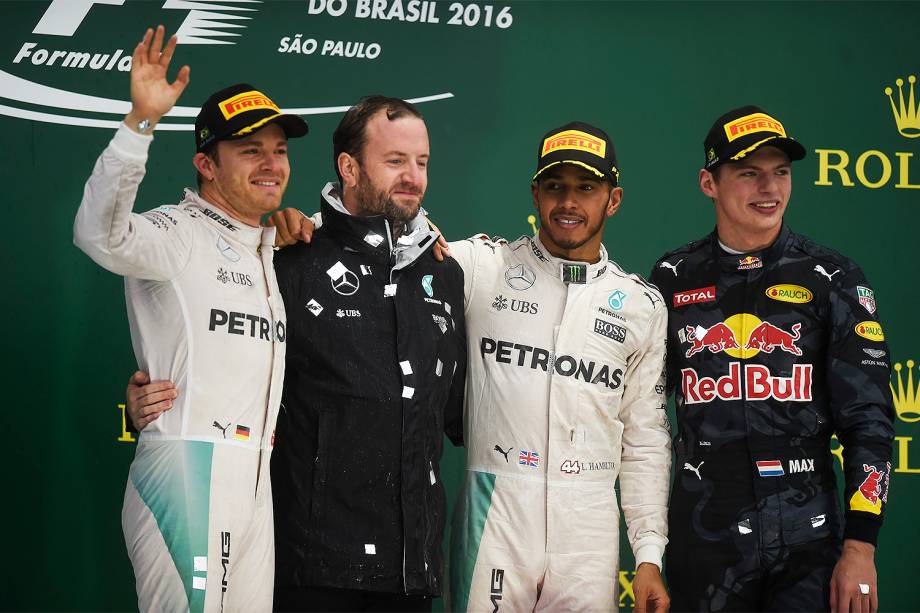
[332, 270, 359, 295]
[504, 263, 536, 291]
[326, 261, 360, 296]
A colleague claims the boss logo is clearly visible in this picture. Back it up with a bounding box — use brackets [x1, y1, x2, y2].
[594, 319, 626, 343]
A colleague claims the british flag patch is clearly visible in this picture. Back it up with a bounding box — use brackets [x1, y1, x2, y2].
[519, 450, 540, 468]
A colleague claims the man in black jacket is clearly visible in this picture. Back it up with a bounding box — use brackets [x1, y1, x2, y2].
[650, 106, 894, 613]
[270, 96, 466, 612]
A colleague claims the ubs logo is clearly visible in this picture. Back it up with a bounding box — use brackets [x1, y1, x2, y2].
[216, 267, 253, 287]
[491, 295, 539, 315]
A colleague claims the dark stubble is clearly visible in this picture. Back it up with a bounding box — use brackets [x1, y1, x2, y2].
[355, 172, 423, 238]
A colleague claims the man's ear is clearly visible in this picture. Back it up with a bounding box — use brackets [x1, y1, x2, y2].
[700, 168, 718, 198]
[606, 186, 623, 218]
[193, 152, 217, 182]
[338, 152, 360, 188]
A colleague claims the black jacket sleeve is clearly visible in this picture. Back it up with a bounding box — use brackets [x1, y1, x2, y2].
[826, 264, 895, 545]
[443, 264, 467, 447]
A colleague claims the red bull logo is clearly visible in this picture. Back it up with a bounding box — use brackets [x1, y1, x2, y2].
[849, 463, 886, 515]
[859, 465, 884, 503]
[682, 362, 813, 404]
[745, 322, 802, 355]
[683, 314, 803, 359]
[685, 323, 740, 357]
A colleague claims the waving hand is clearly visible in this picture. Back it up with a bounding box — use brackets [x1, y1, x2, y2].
[125, 25, 190, 133]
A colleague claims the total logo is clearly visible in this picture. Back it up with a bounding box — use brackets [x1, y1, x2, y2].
[682, 314, 802, 359]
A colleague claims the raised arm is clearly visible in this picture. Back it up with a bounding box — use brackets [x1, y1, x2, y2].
[73, 26, 194, 281]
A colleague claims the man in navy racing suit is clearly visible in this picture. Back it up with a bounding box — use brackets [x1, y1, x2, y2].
[650, 105, 895, 613]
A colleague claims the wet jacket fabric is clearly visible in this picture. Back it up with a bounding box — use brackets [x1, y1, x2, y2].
[271, 184, 466, 596]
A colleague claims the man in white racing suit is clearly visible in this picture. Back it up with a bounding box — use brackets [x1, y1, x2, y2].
[73, 27, 306, 612]
[447, 122, 672, 612]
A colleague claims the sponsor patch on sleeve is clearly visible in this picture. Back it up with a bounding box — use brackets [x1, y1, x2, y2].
[855, 321, 884, 341]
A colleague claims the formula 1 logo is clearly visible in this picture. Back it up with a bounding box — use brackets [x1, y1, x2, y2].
[2, 1, 456, 129]
[683, 314, 802, 359]
[32, 0, 257, 45]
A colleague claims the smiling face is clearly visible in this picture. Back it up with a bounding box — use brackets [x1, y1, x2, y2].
[700, 146, 792, 252]
[531, 164, 621, 262]
[194, 123, 290, 226]
[339, 110, 429, 225]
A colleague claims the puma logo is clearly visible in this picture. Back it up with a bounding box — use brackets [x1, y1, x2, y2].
[658, 259, 683, 276]
[683, 461, 704, 480]
[212, 421, 230, 438]
[494, 445, 513, 463]
[814, 265, 841, 282]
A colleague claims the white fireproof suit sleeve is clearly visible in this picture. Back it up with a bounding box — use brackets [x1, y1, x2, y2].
[74, 124, 193, 281]
[618, 295, 671, 569]
[448, 234, 502, 311]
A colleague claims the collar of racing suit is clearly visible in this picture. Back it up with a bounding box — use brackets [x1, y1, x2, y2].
[318, 182, 438, 271]
[526, 231, 611, 284]
[180, 188, 277, 249]
[711, 222, 791, 273]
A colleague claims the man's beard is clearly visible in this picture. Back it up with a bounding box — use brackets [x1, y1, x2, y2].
[540, 209, 604, 251]
[355, 175, 423, 231]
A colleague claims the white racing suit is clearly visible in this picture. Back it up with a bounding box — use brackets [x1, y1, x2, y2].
[74, 125, 286, 612]
[448, 234, 671, 612]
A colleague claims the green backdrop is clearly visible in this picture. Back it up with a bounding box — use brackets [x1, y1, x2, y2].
[2, 1, 918, 610]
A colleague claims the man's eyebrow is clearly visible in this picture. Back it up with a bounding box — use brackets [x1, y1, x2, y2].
[730, 160, 791, 171]
[380, 150, 428, 158]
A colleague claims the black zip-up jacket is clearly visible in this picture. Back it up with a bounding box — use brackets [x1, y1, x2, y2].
[650, 224, 894, 552]
[271, 184, 466, 595]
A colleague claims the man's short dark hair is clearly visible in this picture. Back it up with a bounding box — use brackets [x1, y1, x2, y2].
[196, 146, 220, 189]
[332, 96, 423, 184]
